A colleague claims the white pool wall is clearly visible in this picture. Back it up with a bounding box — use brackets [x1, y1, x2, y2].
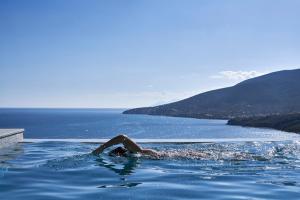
[0, 129, 24, 148]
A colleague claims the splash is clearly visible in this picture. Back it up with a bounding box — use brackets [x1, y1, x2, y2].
[145, 141, 300, 162]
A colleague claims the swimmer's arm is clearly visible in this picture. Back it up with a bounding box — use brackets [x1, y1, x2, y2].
[92, 134, 143, 155]
[141, 149, 160, 157]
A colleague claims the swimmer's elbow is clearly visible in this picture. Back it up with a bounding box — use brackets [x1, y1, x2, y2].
[118, 134, 128, 139]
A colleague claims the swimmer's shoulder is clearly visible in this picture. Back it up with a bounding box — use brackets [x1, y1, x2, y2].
[141, 149, 161, 157]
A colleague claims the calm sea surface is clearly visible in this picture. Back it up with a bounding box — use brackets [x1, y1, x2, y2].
[0, 108, 299, 140]
[1, 108, 300, 200]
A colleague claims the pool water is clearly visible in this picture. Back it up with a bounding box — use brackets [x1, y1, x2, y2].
[1, 141, 300, 200]
[1, 108, 300, 199]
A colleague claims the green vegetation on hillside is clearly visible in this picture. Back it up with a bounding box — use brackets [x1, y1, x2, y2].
[228, 113, 300, 133]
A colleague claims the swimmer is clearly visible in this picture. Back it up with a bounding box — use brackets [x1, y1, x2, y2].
[92, 134, 159, 157]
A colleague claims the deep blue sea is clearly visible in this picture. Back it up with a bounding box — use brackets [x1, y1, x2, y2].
[1, 108, 300, 200]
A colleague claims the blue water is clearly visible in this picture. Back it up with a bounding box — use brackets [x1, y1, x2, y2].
[1, 108, 300, 199]
[0, 108, 298, 140]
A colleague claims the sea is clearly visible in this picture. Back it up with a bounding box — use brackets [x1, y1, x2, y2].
[1, 108, 300, 200]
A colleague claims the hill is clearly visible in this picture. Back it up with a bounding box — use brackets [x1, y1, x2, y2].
[123, 69, 300, 119]
[228, 113, 300, 133]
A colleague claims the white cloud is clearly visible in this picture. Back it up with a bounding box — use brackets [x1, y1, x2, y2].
[210, 70, 266, 80]
[146, 84, 154, 88]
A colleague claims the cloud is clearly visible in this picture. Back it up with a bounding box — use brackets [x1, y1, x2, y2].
[210, 70, 266, 80]
[146, 84, 154, 88]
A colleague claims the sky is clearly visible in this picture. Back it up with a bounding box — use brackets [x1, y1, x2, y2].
[1, 0, 300, 108]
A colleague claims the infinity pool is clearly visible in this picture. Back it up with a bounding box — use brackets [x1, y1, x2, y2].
[1, 141, 300, 200]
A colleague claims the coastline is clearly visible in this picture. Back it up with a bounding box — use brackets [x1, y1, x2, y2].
[123, 112, 300, 134]
[228, 113, 300, 134]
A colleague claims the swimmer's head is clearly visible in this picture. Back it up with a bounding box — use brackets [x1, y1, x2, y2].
[109, 146, 128, 157]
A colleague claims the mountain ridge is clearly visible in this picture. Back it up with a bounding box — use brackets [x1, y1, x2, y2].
[123, 69, 300, 119]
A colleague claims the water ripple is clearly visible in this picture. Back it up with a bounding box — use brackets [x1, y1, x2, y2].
[1, 141, 300, 199]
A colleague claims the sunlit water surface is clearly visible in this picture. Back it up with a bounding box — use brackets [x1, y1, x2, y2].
[1, 108, 300, 199]
[1, 141, 300, 200]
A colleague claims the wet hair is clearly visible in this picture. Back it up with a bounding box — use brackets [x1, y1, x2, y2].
[108, 146, 128, 157]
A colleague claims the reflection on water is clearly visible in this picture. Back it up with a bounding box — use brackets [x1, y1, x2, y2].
[0, 144, 24, 169]
[95, 155, 142, 188]
[0, 144, 24, 178]
[97, 182, 141, 188]
[95, 156, 140, 176]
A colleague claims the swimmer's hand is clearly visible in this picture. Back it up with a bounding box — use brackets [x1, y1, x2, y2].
[92, 145, 105, 155]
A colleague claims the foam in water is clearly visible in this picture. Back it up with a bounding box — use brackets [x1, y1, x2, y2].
[40, 141, 300, 167]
